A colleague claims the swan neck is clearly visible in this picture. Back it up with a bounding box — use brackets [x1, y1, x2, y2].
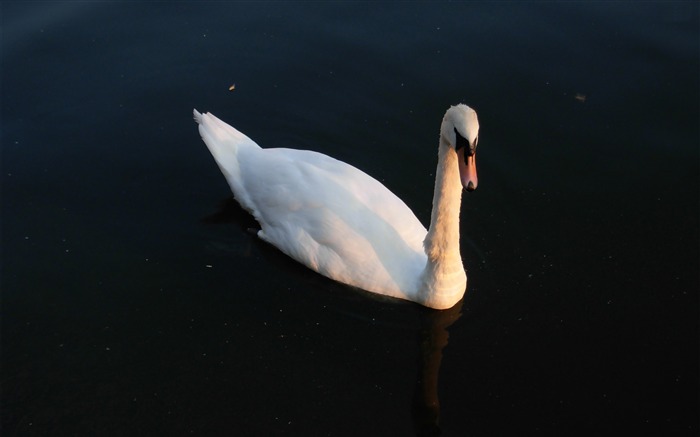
[424, 139, 464, 262]
[418, 137, 467, 309]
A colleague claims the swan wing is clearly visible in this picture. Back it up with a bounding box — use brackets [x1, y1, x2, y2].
[238, 147, 428, 296]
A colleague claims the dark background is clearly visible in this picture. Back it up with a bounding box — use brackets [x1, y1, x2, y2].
[2, 2, 698, 436]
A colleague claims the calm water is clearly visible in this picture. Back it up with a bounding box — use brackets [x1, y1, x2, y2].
[2, 2, 698, 436]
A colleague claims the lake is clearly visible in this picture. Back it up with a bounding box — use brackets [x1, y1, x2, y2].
[2, 2, 698, 436]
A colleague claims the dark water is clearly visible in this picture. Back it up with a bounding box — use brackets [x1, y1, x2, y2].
[2, 2, 698, 436]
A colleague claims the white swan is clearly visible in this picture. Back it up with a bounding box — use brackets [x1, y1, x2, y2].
[193, 104, 479, 310]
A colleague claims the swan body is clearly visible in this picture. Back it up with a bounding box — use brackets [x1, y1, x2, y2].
[194, 104, 479, 309]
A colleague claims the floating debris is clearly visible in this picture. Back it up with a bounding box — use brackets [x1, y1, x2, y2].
[575, 93, 586, 102]
[228, 84, 236, 91]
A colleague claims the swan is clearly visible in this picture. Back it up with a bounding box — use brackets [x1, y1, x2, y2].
[193, 104, 479, 310]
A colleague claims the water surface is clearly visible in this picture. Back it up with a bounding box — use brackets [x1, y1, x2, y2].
[2, 2, 698, 436]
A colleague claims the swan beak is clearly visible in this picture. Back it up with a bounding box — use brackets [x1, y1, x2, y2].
[458, 149, 478, 191]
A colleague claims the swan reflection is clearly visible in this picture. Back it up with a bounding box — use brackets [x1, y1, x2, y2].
[412, 300, 463, 436]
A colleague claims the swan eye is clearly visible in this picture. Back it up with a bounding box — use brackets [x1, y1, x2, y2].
[454, 127, 470, 152]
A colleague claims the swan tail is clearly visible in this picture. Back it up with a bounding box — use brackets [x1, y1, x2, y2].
[193, 109, 260, 151]
[193, 109, 260, 214]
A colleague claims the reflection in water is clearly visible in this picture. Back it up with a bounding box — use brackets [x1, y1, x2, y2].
[412, 300, 463, 436]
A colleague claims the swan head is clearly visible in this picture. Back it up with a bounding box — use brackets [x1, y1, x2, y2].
[441, 104, 480, 191]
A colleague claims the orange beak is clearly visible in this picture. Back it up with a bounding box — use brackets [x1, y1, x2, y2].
[458, 148, 478, 191]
